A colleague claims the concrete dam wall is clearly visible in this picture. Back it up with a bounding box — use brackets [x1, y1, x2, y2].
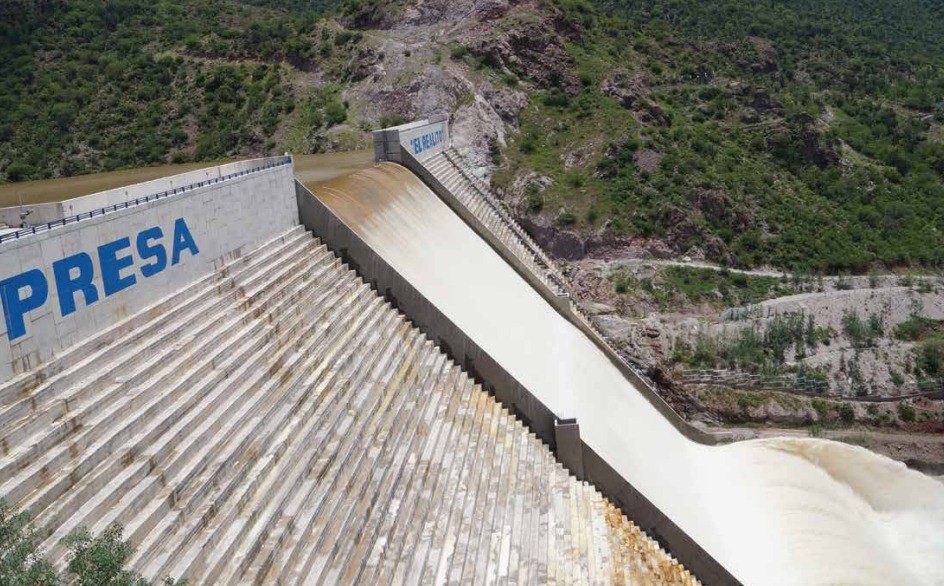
[308, 119, 944, 585]
[0, 157, 296, 380]
[0, 152, 696, 583]
[1, 117, 942, 584]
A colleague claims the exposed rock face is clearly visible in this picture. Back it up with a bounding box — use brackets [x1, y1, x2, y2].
[463, 5, 581, 94]
[751, 88, 783, 114]
[519, 216, 586, 260]
[633, 149, 662, 173]
[401, 0, 511, 25]
[602, 70, 671, 126]
[336, 1, 530, 168]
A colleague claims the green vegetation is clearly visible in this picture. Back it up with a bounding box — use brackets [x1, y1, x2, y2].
[915, 337, 944, 379]
[501, 0, 944, 272]
[610, 266, 795, 309]
[894, 316, 944, 342]
[0, 501, 180, 585]
[0, 0, 359, 181]
[672, 311, 831, 377]
[0, 502, 57, 585]
[4, 0, 944, 276]
[841, 310, 884, 349]
[897, 401, 917, 423]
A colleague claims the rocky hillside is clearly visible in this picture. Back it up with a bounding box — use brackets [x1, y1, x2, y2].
[3, 0, 944, 275]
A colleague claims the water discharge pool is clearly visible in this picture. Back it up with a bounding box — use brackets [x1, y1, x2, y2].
[314, 163, 944, 585]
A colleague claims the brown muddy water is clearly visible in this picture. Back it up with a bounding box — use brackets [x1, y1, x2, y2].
[0, 151, 374, 209]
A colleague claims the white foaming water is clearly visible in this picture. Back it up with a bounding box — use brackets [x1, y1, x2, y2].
[314, 164, 944, 585]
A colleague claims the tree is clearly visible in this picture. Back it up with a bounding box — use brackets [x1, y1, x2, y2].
[0, 501, 58, 586]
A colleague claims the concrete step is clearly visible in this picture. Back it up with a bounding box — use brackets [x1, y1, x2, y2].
[279, 340, 449, 585]
[32, 243, 339, 558]
[119, 257, 364, 561]
[137, 281, 385, 580]
[0, 226, 308, 403]
[0, 235, 324, 492]
[1, 238, 329, 511]
[0, 225, 699, 585]
[69, 252, 351, 552]
[0, 228, 312, 441]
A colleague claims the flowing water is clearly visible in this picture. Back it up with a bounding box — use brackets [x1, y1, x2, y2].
[314, 163, 944, 585]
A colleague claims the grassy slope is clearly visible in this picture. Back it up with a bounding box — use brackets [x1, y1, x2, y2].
[496, 0, 944, 272]
[3, 0, 944, 274]
[0, 0, 358, 181]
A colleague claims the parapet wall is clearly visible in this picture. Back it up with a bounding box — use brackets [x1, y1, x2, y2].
[0, 158, 281, 228]
[373, 116, 450, 164]
[0, 157, 297, 381]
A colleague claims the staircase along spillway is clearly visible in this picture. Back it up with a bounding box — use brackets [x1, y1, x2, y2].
[0, 153, 697, 583]
[313, 160, 944, 586]
[0, 117, 942, 585]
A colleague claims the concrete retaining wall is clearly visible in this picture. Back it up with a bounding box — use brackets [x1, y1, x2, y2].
[0, 160, 298, 381]
[373, 116, 450, 164]
[296, 179, 738, 585]
[0, 203, 63, 228]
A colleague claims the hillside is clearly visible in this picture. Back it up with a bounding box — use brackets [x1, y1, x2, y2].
[2, 0, 944, 274]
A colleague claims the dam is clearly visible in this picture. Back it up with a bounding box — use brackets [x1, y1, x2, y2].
[0, 118, 941, 584]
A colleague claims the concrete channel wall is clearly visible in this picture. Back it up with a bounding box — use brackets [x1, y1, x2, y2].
[0, 158, 297, 381]
[295, 180, 559, 445]
[312, 119, 739, 584]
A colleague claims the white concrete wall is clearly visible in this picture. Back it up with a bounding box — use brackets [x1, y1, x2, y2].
[0, 161, 298, 381]
[0, 203, 64, 228]
[61, 157, 286, 217]
[373, 117, 450, 163]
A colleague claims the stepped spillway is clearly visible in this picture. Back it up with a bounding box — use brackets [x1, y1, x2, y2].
[314, 162, 944, 586]
[0, 225, 696, 584]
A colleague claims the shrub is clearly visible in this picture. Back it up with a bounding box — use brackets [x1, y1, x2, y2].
[0, 501, 57, 585]
[842, 310, 883, 348]
[526, 184, 543, 212]
[889, 369, 905, 386]
[916, 337, 944, 377]
[4, 162, 35, 182]
[557, 210, 577, 226]
[0, 503, 182, 585]
[839, 403, 855, 423]
[897, 401, 916, 423]
[894, 317, 944, 341]
[542, 90, 570, 108]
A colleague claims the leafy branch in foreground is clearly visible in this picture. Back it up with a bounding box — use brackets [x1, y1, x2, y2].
[0, 501, 183, 585]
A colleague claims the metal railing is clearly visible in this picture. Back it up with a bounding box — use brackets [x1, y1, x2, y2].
[0, 157, 292, 245]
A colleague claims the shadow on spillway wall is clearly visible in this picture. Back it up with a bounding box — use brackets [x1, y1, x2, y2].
[301, 159, 944, 586]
